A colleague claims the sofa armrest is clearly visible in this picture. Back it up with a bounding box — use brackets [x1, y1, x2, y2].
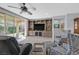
[19, 43, 32, 55]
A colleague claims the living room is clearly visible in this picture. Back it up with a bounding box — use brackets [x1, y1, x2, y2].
[0, 3, 79, 55]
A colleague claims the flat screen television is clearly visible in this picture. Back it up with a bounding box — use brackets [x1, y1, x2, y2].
[34, 24, 45, 31]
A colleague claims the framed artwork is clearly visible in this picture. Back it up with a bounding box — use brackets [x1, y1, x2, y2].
[54, 24, 60, 28]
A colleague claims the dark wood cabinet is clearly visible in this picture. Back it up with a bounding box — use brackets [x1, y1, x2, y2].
[74, 18, 79, 34]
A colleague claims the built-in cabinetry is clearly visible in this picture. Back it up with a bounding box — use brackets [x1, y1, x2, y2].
[28, 19, 52, 37]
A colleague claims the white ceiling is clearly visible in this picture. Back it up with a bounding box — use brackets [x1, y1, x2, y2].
[0, 3, 79, 19]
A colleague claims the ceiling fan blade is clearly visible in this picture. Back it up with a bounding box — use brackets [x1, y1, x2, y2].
[27, 11, 32, 15]
[32, 7, 36, 11]
[28, 3, 36, 11]
[20, 10, 23, 14]
[8, 6, 20, 9]
[19, 3, 23, 7]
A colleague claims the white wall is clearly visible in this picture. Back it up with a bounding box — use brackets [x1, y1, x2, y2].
[53, 15, 65, 31]
[53, 13, 79, 34]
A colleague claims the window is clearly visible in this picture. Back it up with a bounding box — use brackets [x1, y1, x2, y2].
[0, 13, 5, 35]
[19, 21, 25, 36]
[0, 13, 26, 38]
[6, 15, 16, 36]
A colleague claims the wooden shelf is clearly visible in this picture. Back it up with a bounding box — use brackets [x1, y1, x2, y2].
[28, 19, 52, 37]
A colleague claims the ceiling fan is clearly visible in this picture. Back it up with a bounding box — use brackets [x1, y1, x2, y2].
[8, 3, 36, 15]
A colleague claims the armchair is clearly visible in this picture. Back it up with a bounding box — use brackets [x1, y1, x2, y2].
[0, 36, 32, 55]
